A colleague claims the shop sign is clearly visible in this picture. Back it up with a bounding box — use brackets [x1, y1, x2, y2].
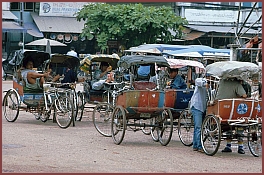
[39, 2, 91, 17]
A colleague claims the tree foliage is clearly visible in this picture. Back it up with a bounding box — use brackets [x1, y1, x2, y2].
[76, 3, 188, 52]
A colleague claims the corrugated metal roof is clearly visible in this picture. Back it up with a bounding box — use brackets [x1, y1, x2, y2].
[31, 12, 85, 33]
[182, 31, 205, 40]
[24, 22, 44, 37]
[186, 25, 258, 34]
[2, 21, 27, 32]
[2, 10, 18, 20]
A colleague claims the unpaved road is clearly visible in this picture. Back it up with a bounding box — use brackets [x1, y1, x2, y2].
[2, 80, 262, 173]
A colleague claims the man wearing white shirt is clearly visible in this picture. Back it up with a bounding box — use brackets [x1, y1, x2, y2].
[67, 46, 78, 57]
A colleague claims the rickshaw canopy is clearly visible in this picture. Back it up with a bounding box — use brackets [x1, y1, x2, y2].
[118, 55, 170, 69]
[166, 58, 205, 70]
[23, 50, 50, 68]
[206, 61, 261, 80]
[84, 54, 120, 70]
[49, 54, 80, 68]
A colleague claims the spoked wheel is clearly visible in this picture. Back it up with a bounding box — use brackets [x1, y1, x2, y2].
[93, 102, 114, 137]
[3, 90, 20, 122]
[70, 90, 79, 122]
[141, 119, 151, 135]
[248, 124, 262, 157]
[39, 110, 51, 122]
[54, 95, 74, 129]
[156, 108, 173, 146]
[111, 105, 126, 145]
[201, 115, 221, 156]
[150, 117, 159, 142]
[75, 91, 84, 121]
[178, 109, 194, 146]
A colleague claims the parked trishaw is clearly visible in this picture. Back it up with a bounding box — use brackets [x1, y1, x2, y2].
[46, 54, 81, 124]
[166, 58, 206, 146]
[77, 54, 124, 136]
[110, 55, 178, 145]
[2, 51, 76, 129]
[201, 61, 262, 156]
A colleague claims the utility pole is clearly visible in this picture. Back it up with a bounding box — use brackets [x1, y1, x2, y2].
[20, 2, 25, 50]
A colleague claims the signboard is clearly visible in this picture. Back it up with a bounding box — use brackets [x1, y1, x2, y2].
[2, 2, 10, 10]
[107, 40, 120, 48]
[185, 9, 240, 23]
[39, 2, 90, 17]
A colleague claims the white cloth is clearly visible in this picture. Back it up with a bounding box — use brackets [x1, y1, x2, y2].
[66, 50, 78, 57]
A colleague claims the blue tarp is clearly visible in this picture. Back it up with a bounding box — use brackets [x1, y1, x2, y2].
[163, 45, 230, 57]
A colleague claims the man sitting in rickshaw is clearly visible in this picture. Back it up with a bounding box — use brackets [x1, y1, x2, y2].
[21, 57, 50, 90]
[216, 78, 247, 154]
[168, 68, 187, 89]
[91, 62, 114, 90]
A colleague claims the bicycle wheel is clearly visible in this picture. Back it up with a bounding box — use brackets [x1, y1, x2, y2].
[3, 90, 19, 122]
[75, 91, 84, 121]
[157, 108, 173, 146]
[54, 95, 74, 129]
[92, 102, 114, 137]
[150, 117, 159, 142]
[248, 124, 262, 157]
[141, 118, 151, 135]
[178, 109, 194, 146]
[201, 115, 221, 156]
[111, 105, 126, 145]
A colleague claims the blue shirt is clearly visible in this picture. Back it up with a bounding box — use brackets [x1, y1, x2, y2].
[61, 69, 77, 83]
[170, 74, 187, 89]
[137, 65, 150, 77]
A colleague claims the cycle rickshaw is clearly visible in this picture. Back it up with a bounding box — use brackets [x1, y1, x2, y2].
[46, 53, 81, 124]
[2, 51, 75, 129]
[77, 54, 125, 136]
[165, 58, 206, 146]
[110, 55, 177, 145]
[201, 61, 262, 156]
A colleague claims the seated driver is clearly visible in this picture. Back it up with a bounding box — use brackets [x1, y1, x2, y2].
[21, 57, 49, 90]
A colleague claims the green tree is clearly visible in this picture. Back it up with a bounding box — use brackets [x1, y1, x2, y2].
[76, 3, 188, 52]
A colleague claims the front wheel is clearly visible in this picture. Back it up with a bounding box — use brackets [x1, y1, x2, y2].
[3, 90, 20, 122]
[75, 91, 84, 121]
[111, 105, 126, 145]
[201, 115, 221, 156]
[157, 108, 173, 146]
[248, 124, 262, 157]
[178, 109, 194, 146]
[93, 102, 114, 137]
[54, 96, 74, 129]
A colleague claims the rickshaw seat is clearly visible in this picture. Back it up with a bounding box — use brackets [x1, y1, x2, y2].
[132, 81, 156, 90]
[23, 86, 43, 93]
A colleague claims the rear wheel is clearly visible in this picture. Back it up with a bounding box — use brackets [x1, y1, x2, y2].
[111, 105, 126, 145]
[157, 108, 173, 146]
[178, 109, 194, 146]
[141, 119, 151, 135]
[248, 124, 262, 157]
[150, 117, 159, 142]
[3, 90, 19, 122]
[201, 115, 221, 156]
[93, 102, 114, 137]
[55, 96, 74, 129]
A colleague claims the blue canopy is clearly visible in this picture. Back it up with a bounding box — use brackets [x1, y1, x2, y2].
[163, 45, 230, 57]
